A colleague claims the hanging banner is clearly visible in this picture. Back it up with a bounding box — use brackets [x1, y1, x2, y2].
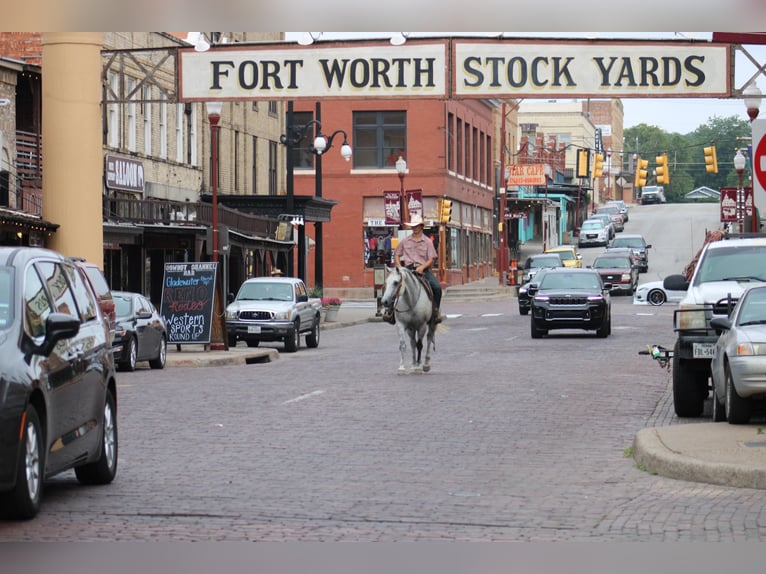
[720, 187, 753, 223]
[506, 164, 547, 187]
[384, 191, 402, 225]
[405, 189, 423, 222]
[160, 262, 218, 344]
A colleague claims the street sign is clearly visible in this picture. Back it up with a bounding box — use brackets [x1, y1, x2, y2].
[752, 118, 766, 213]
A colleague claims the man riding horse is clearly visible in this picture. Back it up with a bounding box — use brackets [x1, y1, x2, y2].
[383, 214, 443, 325]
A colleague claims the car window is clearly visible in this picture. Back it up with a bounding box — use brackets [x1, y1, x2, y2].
[66, 264, 99, 323]
[114, 293, 133, 318]
[0, 267, 13, 330]
[83, 264, 111, 298]
[24, 264, 52, 339]
[36, 261, 80, 319]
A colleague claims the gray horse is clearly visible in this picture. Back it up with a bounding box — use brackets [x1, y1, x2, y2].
[381, 266, 436, 373]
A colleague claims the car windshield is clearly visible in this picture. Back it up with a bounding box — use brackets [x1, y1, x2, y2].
[612, 238, 644, 248]
[695, 245, 766, 285]
[549, 250, 573, 260]
[529, 257, 562, 269]
[581, 221, 603, 230]
[594, 257, 631, 269]
[0, 267, 12, 330]
[737, 288, 766, 325]
[539, 272, 602, 290]
[237, 282, 293, 301]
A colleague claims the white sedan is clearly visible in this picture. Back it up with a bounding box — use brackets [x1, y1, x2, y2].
[633, 280, 686, 306]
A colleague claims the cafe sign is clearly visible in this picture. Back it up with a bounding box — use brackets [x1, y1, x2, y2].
[105, 154, 145, 194]
[506, 164, 547, 187]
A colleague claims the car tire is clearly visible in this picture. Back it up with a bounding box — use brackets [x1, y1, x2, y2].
[0, 405, 44, 519]
[228, 335, 237, 348]
[519, 307, 529, 316]
[305, 316, 320, 348]
[725, 364, 752, 424]
[149, 335, 166, 369]
[245, 339, 260, 348]
[75, 388, 118, 485]
[647, 289, 666, 306]
[711, 381, 726, 422]
[530, 319, 546, 338]
[284, 319, 300, 353]
[596, 316, 610, 338]
[672, 341, 706, 417]
[120, 337, 137, 372]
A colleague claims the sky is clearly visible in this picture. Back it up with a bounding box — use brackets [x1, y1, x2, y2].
[285, 32, 766, 135]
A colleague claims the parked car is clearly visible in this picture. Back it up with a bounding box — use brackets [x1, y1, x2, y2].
[545, 246, 583, 268]
[592, 252, 639, 295]
[595, 206, 624, 232]
[112, 291, 168, 371]
[587, 214, 616, 240]
[68, 256, 116, 341]
[528, 268, 611, 338]
[606, 199, 629, 222]
[520, 253, 565, 284]
[609, 234, 651, 272]
[578, 219, 611, 247]
[710, 285, 766, 424]
[0, 247, 118, 519]
[633, 280, 687, 306]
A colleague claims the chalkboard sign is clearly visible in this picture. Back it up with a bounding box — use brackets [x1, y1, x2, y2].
[160, 262, 218, 344]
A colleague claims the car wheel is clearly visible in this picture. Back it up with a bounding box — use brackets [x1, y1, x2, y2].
[0, 405, 44, 519]
[596, 316, 610, 338]
[120, 337, 137, 372]
[245, 339, 260, 348]
[519, 307, 529, 316]
[75, 388, 118, 485]
[228, 335, 237, 348]
[647, 289, 666, 306]
[672, 341, 706, 417]
[725, 364, 752, 424]
[149, 335, 166, 369]
[305, 316, 320, 348]
[711, 381, 726, 422]
[284, 319, 300, 352]
[530, 319, 545, 339]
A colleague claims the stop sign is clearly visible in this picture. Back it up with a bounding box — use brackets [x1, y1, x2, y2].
[753, 118, 766, 214]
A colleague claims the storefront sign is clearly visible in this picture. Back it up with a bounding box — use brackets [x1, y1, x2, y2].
[179, 40, 729, 101]
[506, 164, 547, 187]
[160, 262, 218, 344]
[105, 154, 145, 193]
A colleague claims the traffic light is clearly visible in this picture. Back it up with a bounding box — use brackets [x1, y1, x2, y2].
[704, 145, 718, 174]
[593, 152, 605, 178]
[634, 157, 649, 188]
[576, 148, 590, 178]
[655, 153, 670, 185]
[439, 198, 452, 223]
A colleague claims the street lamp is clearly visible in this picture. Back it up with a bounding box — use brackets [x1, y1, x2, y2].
[395, 155, 408, 227]
[206, 101, 223, 263]
[734, 149, 747, 233]
[744, 84, 762, 122]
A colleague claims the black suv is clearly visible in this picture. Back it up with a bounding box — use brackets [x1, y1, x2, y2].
[0, 247, 118, 519]
[528, 268, 612, 338]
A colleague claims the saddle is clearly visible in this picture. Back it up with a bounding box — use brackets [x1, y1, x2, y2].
[404, 265, 435, 303]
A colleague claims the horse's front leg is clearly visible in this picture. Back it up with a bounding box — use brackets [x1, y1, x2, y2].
[397, 325, 408, 373]
[422, 326, 435, 372]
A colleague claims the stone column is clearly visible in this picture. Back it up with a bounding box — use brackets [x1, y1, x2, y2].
[42, 33, 104, 265]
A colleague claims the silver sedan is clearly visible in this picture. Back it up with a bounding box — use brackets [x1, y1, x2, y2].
[710, 285, 766, 424]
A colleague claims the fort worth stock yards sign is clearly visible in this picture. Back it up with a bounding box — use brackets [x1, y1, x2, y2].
[178, 39, 730, 101]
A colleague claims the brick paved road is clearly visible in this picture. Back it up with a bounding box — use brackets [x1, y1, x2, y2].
[2, 295, 765, 542]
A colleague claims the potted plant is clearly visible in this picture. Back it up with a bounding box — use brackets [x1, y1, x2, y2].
[321, 297, 342, 322]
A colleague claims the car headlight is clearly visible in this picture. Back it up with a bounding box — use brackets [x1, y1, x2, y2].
[621, 273, 631, 281]
[273, 310, 292, 320]
[676, 304, 709, 330]
[225, 310, 238, 320]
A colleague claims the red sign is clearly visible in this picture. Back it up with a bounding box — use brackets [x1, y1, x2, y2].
[384, 191, 401, 225]
[720, 186, 753, 222]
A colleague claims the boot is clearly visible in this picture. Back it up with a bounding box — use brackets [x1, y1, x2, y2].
[432, 305, 443, 324]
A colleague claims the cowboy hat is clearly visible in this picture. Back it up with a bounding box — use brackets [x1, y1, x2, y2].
[270, 268, 283, 276]
[403, 213, 428, 228]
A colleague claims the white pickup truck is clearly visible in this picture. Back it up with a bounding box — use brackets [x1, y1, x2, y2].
[225, 277, 322, 352]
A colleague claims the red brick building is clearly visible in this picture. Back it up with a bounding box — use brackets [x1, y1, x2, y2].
[291, 97, 503, 299]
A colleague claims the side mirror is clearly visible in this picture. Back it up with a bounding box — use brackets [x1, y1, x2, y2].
[645, 244, 652, 249]
[664, 274, 689, 292]
[227, 292, 235, 304]
[528, 284, 539, 296]
[602, 282, 613, 291]
[710, 316, 732, 331]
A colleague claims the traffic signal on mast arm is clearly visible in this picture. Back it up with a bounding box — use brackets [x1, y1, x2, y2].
[576, 148, 590, 178]
[704, 145, 718, 174]
[439, 198, 453, 223]
[655, 153, 670, 185]
[634, 157, 649, 188]
[593, 152, 605, 178]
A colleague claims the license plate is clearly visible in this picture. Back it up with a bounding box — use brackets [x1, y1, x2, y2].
[247, 325, 261, 334]
[693, 342, 715, 358]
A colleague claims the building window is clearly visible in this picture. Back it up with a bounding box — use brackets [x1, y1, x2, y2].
[108, 72, 119, 148]
[126, 77, 136, 152]
[352, 110, 406, 169]
[234, 130, 240, 192]
[268, 101, 278, 116]
[176, 103, 184, 163]
[291, 111, 314, 169]
[252, 136, 258, 194]
[447, 112, 454, 172]
[143, 85, 153, 156]
[456, 118, 463, 175]
[159, 97, 168, 159]
[190, 104, 198, 167]
[269, 140, 277, 195]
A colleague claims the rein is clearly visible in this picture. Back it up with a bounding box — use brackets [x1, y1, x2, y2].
[394, 268, 423, 314]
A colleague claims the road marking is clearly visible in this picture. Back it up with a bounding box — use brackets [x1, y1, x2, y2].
[481, 313, 503, 317]
[282, 390, 325, 404]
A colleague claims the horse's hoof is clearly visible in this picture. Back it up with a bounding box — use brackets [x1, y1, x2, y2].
[398, 367, 407, 375]
[423, 365, 431, 372]
[412, 366, 423, 374]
